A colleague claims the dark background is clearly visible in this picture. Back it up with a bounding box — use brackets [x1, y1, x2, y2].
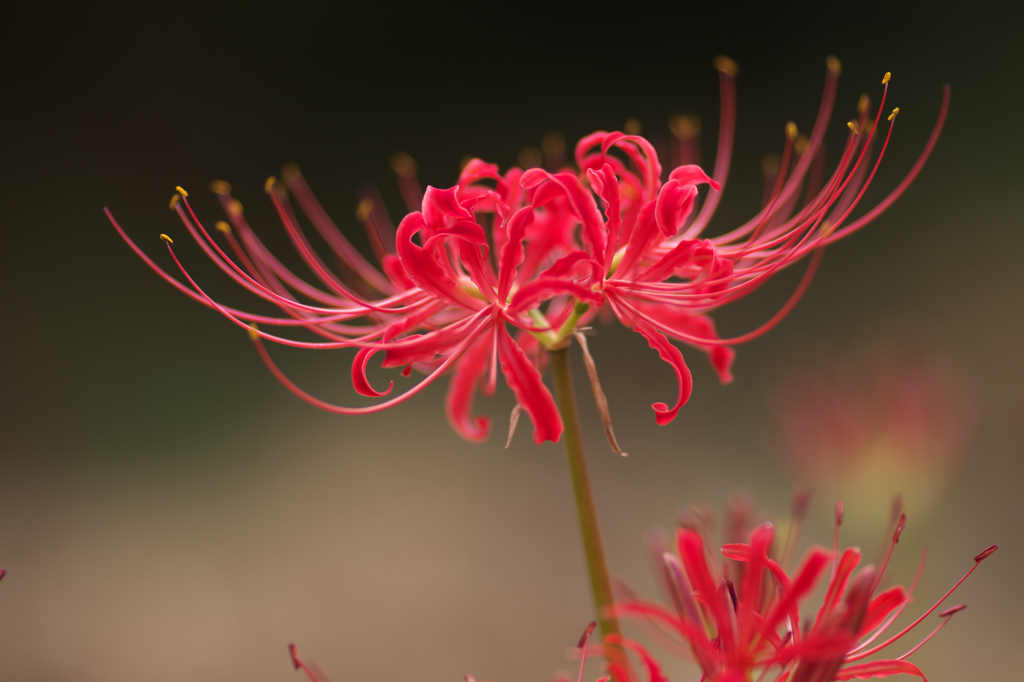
[0, 2, 1021, 681]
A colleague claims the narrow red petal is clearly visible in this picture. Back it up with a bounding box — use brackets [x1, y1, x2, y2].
[496, 324, 562, 444]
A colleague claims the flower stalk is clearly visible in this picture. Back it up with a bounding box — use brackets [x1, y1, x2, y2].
[550, 345, 627, 676]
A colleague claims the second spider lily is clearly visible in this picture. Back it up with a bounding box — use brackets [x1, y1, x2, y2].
[611, 497, 995, 682]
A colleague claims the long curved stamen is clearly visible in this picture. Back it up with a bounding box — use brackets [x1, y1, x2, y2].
[826, 84, 950, 243]
[249, 314, 490, 414]
[179, 192, 406, 316]
[844, 546, 996, 662]
[608, 247, 822, 347]
[681, 56, 738, 239]
[710, 57, 842, 244]
[283, 165, 395, 295]
[872, 513, 906, 593]
[895, 605, 964, 660]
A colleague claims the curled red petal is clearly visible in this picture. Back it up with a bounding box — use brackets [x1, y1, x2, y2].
[521, 168, 607, 260]
[668, 164, 721, 191]
[634, 320, 693, 425]
[395, 212, 482, 310]
[446, 329, 494, 442]
[633, 303, 734, 384]
[497, 207, 534, 301]
[655, 181, 697, 237]
[587, 162, 622, 270]
[423, 185, 473, 228]
[616, 200, 659, 278]
[496, 324, 562, 444]
[508, 278, 602, 315]
[382, 321, 477, 368]
[352, 347, 394, 397]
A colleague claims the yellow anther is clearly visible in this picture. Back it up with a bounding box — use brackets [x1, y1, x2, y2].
[762, 154, 780, 175]
[248, 323, 260, 341]
[623, 118, 642, 135]
[542, 131, 565, 155]
[264, 176, 277, 194]
[847, 120, 860, 134]
[210, 180, 232, 195]
[827, 55, 842, 76]
[888, 107, 900, 121]
[160, 234, 174, 244]
[169, 194, 180, 210]
[355, 198, 374, 221]
[281, 163, 300, 181]
[785, 121, 798, 140]
[175, 186, 188, 197]
[794, 134, 810, 156]
[858, 94, 870, 115]
[669, 113, 701, 140]
[228, 198, 243, 216]
[215, 220, 231, 234]
[713, 55, 739, 77]
[390, 152, 418, 178]
[517, 146, 542, 169]
[882, 72, 891, 84]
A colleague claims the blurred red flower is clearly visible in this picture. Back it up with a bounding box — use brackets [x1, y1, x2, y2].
[771, 344, 976, 522]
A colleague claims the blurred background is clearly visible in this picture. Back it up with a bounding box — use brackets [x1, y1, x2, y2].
[0, 2, 1021, 680]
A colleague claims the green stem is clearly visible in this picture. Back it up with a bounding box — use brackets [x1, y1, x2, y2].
[550, 346, 627, 675]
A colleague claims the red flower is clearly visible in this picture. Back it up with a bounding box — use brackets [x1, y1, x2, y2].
[107, 58, 949, 446]
[771, 344, 976, 523]
[610, 497, 996, 682]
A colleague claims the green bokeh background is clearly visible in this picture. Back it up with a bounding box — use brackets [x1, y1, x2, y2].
[1, 2, 1021, 680]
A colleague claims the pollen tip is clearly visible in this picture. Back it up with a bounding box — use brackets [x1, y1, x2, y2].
[288, 643, 301, 669]
[847, 120, 860, 134]
[713, 55, 740, 77]
[893, 513, 907, 542]
[168, 194, 179, 210]
[248, 323, 260, 341]
[264, 176, 277, 194]
[210, 179, 232, 195]
[974, 545, 997, 562]
[785, 121, 798, 140]
[834, 501, 844, 526]
[281, 162, 300, 181]
[159, 233, 173, 244]
[939, 604, 967, 618]
[888, 107, 901, 122]
[794, 134, 810, 156]
[882, 71, 892, 85]
[826, 55, 842, 76]
[215, 220, 231, 234]
[228, 198, 244, 216]
[175, 185, 188, 197]
[577, 621, 597, 648]
[857, 94, 870, 115]
[355, 198, 374, 221]
[623, 117, 642, 135]
[517, 146, 542, 169]
[390, 152, 418, 178]
[669, 113, 701, 139]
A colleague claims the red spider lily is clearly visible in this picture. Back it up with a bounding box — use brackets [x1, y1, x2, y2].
[106, 57, 949, 447]
[609, 498, 996, 682]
